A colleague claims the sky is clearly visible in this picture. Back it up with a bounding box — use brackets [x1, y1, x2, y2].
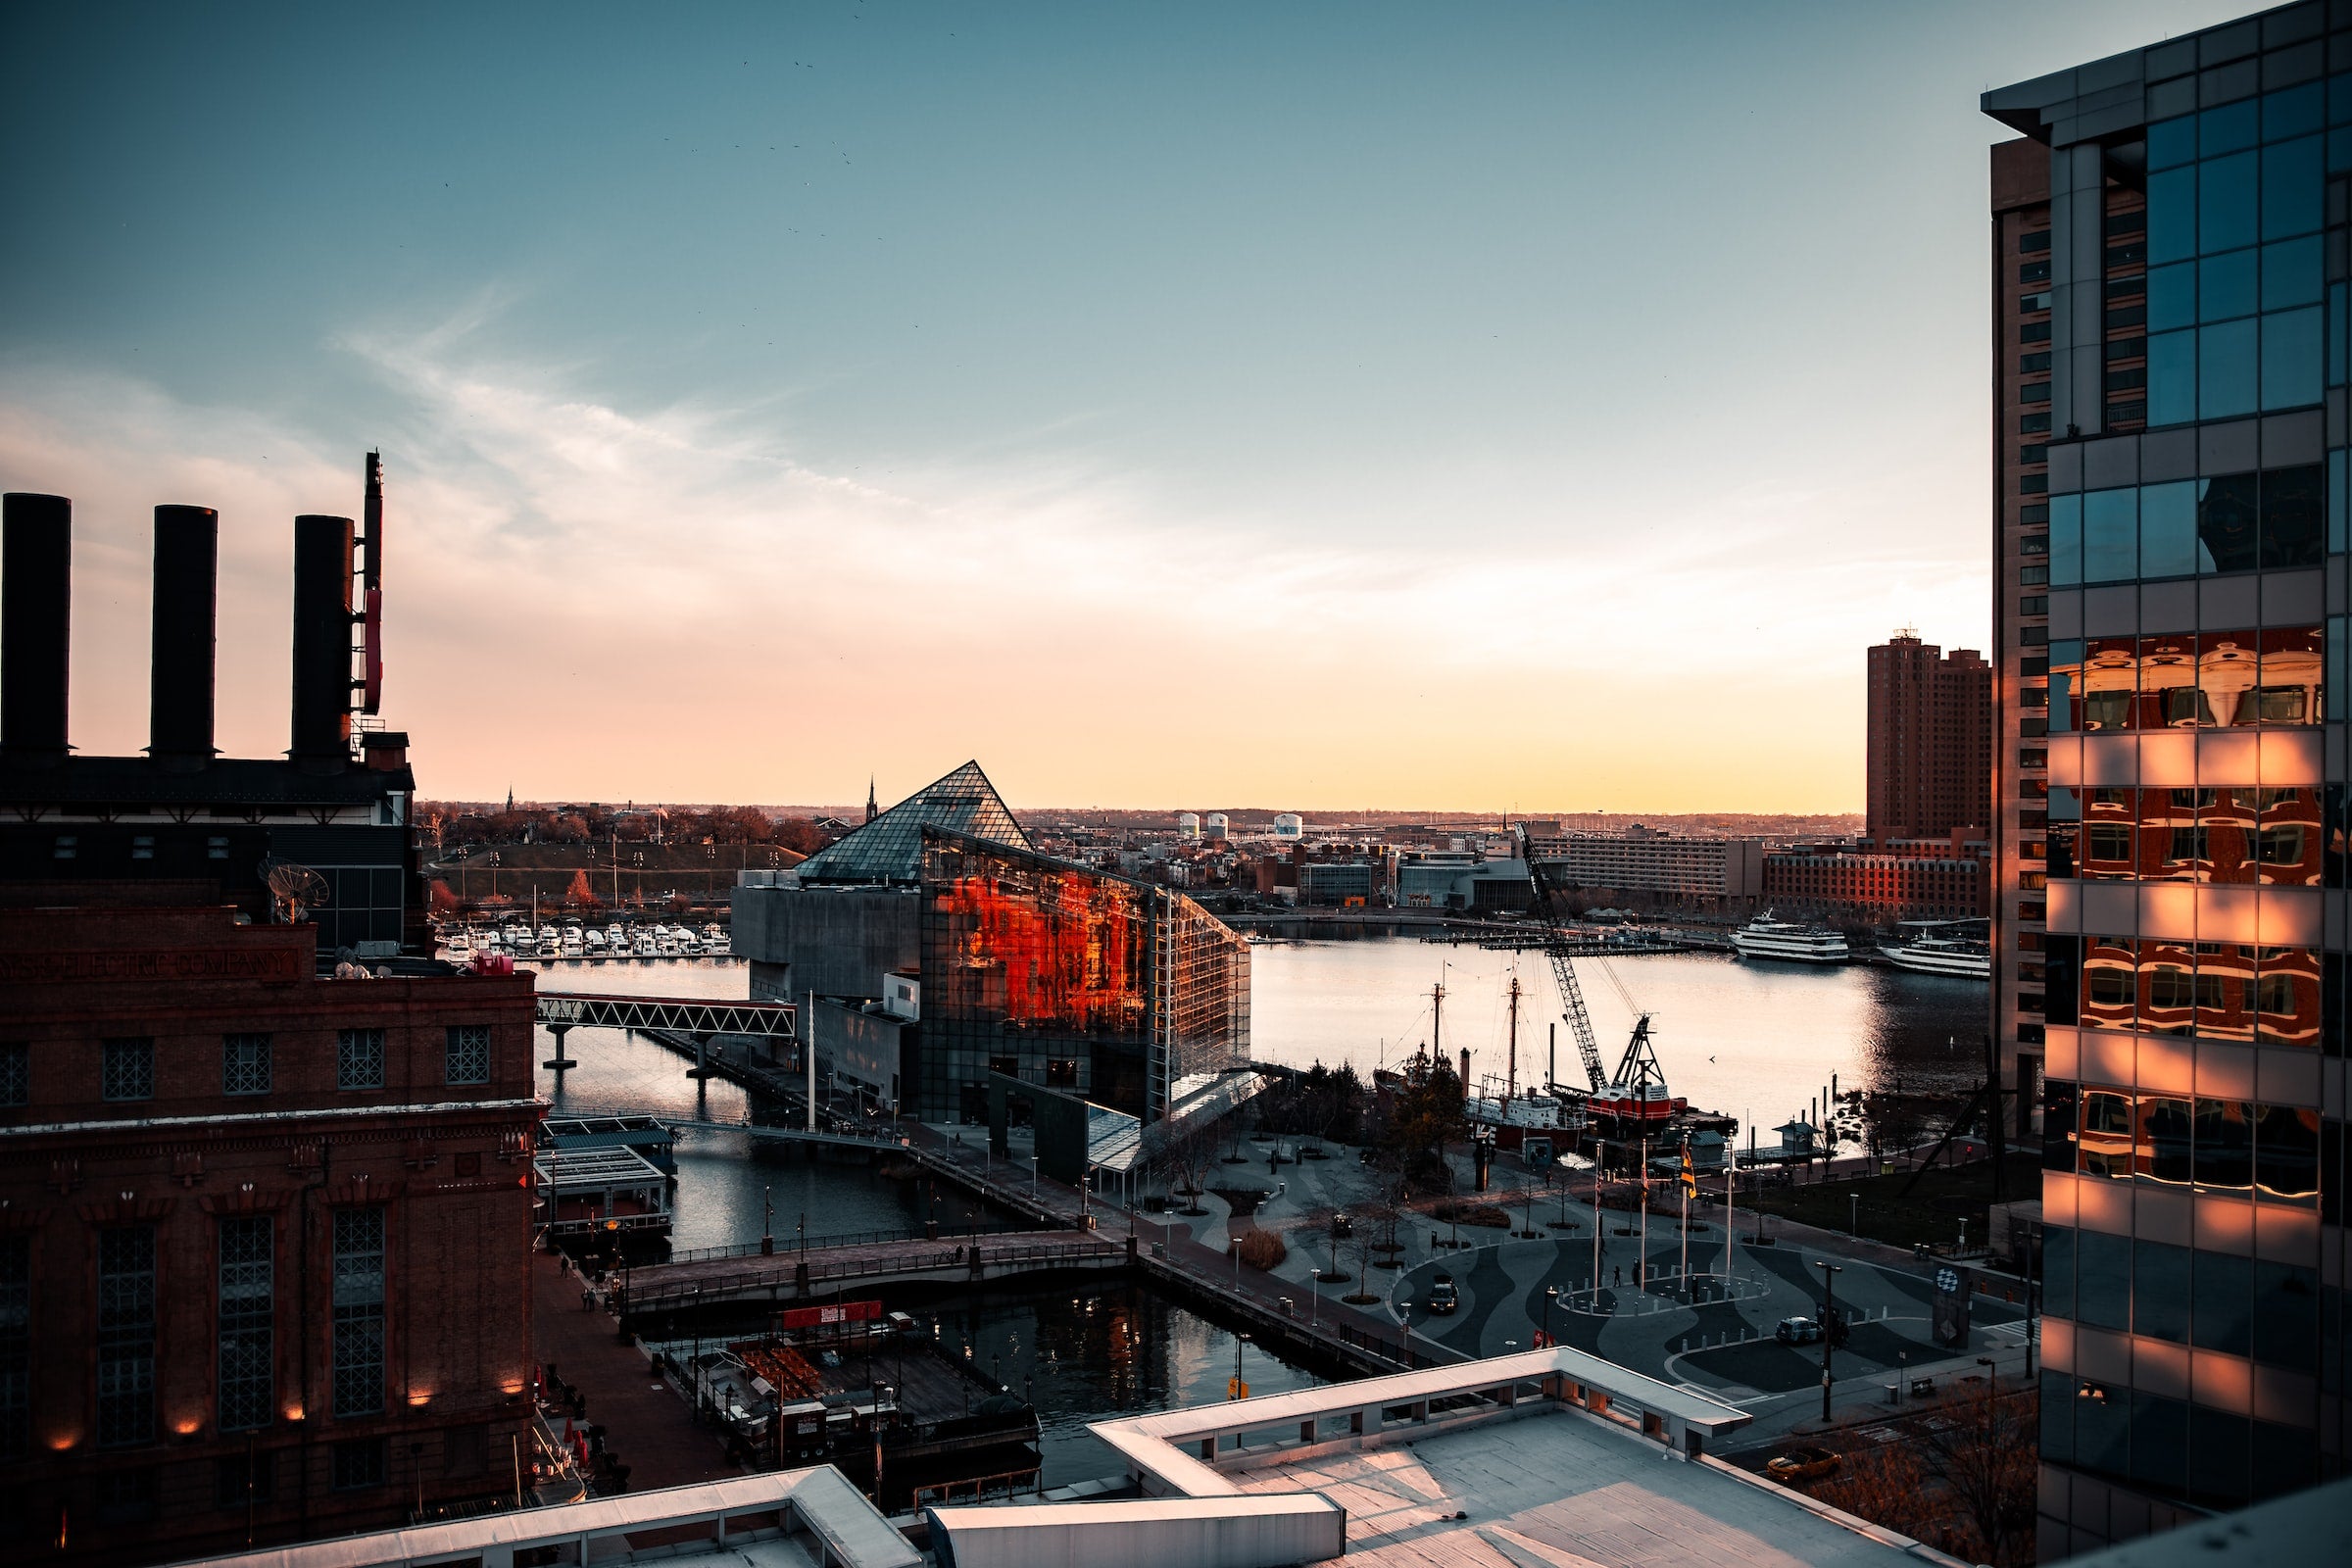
[0, 1, 2253, 813]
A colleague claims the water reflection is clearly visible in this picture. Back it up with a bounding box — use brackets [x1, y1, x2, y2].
[1249, 941, 1986, 1125]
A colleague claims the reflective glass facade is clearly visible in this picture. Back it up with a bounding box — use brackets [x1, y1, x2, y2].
[917, 828, 1249, 1123]
[795, 760, 1030, 885]
[1984, 7, 2349, 1554]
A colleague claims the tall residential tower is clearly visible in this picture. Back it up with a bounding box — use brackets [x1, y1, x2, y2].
[1984, 3, 2346, 1553]
[1866, 630, 1992, 840]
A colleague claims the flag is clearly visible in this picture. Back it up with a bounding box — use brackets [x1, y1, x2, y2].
[1679, 1144, 1696, 1196]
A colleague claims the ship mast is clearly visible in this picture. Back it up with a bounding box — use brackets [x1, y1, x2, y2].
[1505, 974, 1520, 1100]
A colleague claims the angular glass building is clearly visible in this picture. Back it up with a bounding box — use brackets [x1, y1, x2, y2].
[732, 760, 1250, 1124]
[1983, 4, 2346, 1553]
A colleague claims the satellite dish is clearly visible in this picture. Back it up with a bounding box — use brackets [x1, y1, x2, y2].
[261, 858, 331, 925]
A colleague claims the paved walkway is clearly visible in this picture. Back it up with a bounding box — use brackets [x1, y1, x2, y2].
[532, 1250, 739, 1491]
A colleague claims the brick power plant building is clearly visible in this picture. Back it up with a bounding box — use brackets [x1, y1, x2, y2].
[0, 472, 545, 1562]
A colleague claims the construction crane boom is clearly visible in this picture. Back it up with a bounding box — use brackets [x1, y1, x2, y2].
[1524, 850, 1607, 1093]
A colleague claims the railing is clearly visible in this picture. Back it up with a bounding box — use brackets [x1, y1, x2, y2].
[620, 1238, 1126, 1315]
[659, 1222, 1023, 1266]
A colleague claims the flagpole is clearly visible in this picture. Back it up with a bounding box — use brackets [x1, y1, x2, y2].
[1724, 1142, 1736, 1286]
[1638, 1136, 1648, 1295]
[1679, 1137, 1690, 1295]
[1592, 1138, 1603, 1309]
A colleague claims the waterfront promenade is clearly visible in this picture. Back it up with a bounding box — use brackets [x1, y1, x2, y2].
[531, 1250, 739, 1492]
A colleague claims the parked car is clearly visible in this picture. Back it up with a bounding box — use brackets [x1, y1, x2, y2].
[1765, 1447, 1841, 1483]
[1425, 1275, 1459, 1315]
[1775, 1316, 1823, 1346]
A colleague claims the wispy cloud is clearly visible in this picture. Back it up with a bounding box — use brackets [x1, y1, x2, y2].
[0, 312, 1983, 809]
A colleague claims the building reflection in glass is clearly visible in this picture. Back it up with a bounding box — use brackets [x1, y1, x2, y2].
[2047, 625, 2322, 732]
[2068, 788, 2320, 887]
[2068, 935, 2317, 1046]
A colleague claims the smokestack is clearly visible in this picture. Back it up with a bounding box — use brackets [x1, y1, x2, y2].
[289, 513, 355, 768]
[1, 492, 72, 763]
[149, 505, 219, 767]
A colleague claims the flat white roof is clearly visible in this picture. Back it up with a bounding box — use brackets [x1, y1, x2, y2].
[1060, 1348, 1952, 1568]
[166, 1469, 917, 1568]
[1227, 1409, 1929, 1568]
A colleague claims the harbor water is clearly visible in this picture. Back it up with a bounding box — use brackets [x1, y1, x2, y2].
[523, 940, 1984, 1482]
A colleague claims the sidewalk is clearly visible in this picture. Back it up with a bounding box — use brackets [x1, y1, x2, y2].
[531, 1250, 739, 1492]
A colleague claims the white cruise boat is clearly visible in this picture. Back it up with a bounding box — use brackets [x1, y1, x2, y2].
[583, 928, 608, 956]
[1729, 913, 1852, 964]
[1876, 931, 1991, 981]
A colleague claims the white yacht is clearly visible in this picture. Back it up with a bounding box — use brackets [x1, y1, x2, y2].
[1876, 926, 1991, 981]
[560, 925, 584, 956]
[583, 928, 608, 956]
[1729, 912, 1852, 964]
[605, 922, 628, 954]
[703, 922, 727, 952]
[632, 928, 661, 957]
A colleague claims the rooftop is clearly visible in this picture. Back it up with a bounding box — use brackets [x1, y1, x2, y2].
[164, 1468, 919, 1568]
[932, 1348, 1958, 1568]
[792, 760, 1031, 885]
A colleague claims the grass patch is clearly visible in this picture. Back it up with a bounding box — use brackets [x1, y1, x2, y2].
[1735, 1153, 2039, 1250]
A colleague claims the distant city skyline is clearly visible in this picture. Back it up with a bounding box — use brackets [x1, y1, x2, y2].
[0, 1, 2247, 808]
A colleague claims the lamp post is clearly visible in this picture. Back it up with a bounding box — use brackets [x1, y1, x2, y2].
[1814, 1259, 1844, 1422]
[1543, 1285, 1557, 1348]
[1030, 1154, 1039, 1204]
[1849, 1192, 1859, 1240]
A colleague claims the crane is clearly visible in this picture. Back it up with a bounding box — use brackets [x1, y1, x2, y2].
[1524, 850, 1607, 1094]
[1522, 837, 1680, 1120]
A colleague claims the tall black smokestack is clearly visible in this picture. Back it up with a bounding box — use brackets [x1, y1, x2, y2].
[149, 505, 219, 766]
[290, 513, 355, 768]
[2, 492, 72, 763]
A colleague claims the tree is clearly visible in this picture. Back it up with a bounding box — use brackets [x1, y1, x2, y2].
[564, 869, 601, 908]
[1381, 1053, 1466, 1192]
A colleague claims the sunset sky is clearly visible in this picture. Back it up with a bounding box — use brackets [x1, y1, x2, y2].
[0, 2, 2247, 813]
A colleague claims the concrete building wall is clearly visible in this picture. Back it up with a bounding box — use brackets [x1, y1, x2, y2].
[730, 884, 918, 1002]
[809, 997, 911, 1103]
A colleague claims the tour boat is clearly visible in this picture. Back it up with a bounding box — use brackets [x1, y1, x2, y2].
[1876, 932, 1991, 980]
[1729, 913, 1852, 964]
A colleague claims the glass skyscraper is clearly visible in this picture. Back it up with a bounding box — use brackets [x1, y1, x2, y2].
[1984, 4, 2345, 1553]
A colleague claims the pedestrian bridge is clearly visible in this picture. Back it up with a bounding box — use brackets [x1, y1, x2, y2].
[615, 1231, 1126, 1323]
[535, 993, 797, 1038]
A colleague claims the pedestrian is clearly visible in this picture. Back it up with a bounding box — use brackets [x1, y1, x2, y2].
[1613, 1264, 1622, 1288]
[581, 1287, 595, 1312]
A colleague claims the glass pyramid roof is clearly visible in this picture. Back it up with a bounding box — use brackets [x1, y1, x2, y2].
[792, 760, 1032, 884]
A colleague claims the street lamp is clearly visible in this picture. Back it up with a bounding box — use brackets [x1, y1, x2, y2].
[1543, 1284, 1557, 1348]
[1849, 1192, 1858, 1240]
[1030, 1153, 1040, 1203]
[1813, 1259, 1844, 1422]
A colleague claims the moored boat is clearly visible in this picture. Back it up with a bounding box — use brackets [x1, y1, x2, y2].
[1729, 912, 1851, 964]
